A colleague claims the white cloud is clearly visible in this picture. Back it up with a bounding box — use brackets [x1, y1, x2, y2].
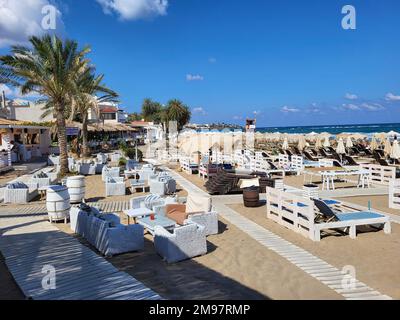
[360, 103, 385, 111]
[342, 103, 361, 111]
[281, 106, 300, 113]
[97, 0, 168, 20]
[208, 57, 217, 63]
[345, 93, 358, 100]
[385, 92, 400, 101]
[233, 115, 243, 120]
[0, 0, 64, 47]
[0, 84, 41, 100]
[192, 107, 206, 115]
[342, 102, 385, 112]
[186, 74, 204, 81]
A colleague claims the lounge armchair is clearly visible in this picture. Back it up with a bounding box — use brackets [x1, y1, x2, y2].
[4, 181, 38, 204]
[105, 177, 126, 196]
[102, 166, 120, 182]
[164, 194, 218, 236]
[154, 223, 207, 263]
[149, 175, 176, 196]
[31, 172, 57, 188]
[78, 163, 96, 175]
[313, 199, 391, 241]
[70, 208, 144, 257]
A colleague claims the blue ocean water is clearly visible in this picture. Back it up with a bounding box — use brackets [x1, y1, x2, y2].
[257, 123, 400, 136]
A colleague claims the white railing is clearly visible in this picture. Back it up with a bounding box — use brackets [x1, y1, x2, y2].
[389, 179, 400, 209]
[360, 164, 396, 185]
[267, 187, 315, 240]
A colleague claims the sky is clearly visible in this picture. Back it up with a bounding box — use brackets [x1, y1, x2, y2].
[0, 0, 400, 127]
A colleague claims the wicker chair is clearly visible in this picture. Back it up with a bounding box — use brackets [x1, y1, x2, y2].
[154, 223, 207, 263]
[4, 182, 38, 204]
[105, 177, 126, 196]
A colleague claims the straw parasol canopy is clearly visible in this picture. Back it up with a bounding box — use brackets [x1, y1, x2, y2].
[346, 136, 353, 148]
[336, 138, 346, 155]
[370, 137, 378, 151]
[390, 140, 400, 159]
[315, 137, 322, 149]
[375, 132, 387, 142]
[384, 138, 392, 156]
[298, 135, 307, 151]
[323, 136, 331, 148]
[282, 138, 289, 150]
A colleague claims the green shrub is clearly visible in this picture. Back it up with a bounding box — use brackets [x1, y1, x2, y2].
[125, 148, 143, 162]
[118, 157, 127, 167]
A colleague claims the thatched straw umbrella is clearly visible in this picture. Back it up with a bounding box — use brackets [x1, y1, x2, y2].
[298, 135, 307, 151]
[336, 138, 346, 163]
[370, 137, 378, 151]
[315, 137, 323, 149]
[384, 138, 392, 156]
[390, 140, 400, 160]
[323, 136, 331, 148]
[282, 137, 289, 150]
[346, 136, 353, 148]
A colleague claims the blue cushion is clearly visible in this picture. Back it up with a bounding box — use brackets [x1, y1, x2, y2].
[7, 182, 28, 189]
[336, 212, 384, 221]
[323, 199, 341, 206]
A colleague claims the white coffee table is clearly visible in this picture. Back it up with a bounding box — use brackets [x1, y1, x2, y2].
[124, 207, 153, 224]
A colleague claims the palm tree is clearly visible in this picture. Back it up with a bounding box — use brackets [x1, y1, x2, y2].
[165, 99, 191, 131]
[141, 98, 162, 123]
[71, 67, 118, 157]
[0, 35, 90, 175]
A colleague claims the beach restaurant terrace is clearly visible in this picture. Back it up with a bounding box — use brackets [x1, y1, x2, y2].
[0, 118, 51, 168]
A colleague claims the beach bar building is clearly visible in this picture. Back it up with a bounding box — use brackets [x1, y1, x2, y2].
[0, 118, 51, 169]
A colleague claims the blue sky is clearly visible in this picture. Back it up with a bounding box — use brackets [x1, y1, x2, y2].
[1, 0, 400, 127]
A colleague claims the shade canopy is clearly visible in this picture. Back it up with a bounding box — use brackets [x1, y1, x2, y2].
[323, 136, 331, 148]
[390, 140, 400, 159]
[370, 137, 378, 151]
[346, 136, 353, 148]
[298, 136, 307, 151]
[315, 137, 322, 149]
[384, 138, 392, 156]
[282, 138, 289, 150]
[336, 138, 346, 155]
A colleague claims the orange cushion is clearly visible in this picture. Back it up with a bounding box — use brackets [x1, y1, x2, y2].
[167, 210, 189, 225]
[166, 204, 186, 215]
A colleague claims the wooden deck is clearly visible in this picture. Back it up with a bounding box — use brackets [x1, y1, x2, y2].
[0, 217, 161, 300]
[0, 200, 130, 218]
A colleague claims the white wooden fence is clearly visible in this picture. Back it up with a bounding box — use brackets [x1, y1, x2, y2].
[389, 179, 400, 209]
[360, 164, 396, 185]
[267, 187, 315, 240]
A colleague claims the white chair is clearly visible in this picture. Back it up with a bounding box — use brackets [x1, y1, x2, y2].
[102, 166, 120, 182]
[154, 223, 207, 263]
[105, 177, 126, 196]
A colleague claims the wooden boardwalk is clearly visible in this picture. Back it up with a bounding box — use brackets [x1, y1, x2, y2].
[0, 200, 130, 218]
[167, 169, 392, 300]
[0, 217, 161, 300]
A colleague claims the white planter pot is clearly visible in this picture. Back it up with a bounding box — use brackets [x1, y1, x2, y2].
[66, 176, 86, 204]
[47, 185, 71, 223]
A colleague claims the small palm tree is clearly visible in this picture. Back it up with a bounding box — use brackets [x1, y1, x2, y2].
[165, 99, 191, 131]
[71, 67, 118, 157]
[0, 35, 90, 175]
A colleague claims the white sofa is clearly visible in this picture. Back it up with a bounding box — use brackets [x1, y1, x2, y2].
[102, 166, 120, 182]
[105, 177, 126, 196]
[70, 208, 144, 257]
[154, 223, 207, 263]
[4, 182, 38, 204]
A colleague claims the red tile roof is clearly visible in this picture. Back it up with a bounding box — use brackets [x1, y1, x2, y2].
[100, 106, 118, 113]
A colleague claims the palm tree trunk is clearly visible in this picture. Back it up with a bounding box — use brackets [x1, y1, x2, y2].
[56, 107, 69, 176]
[82, 113, 90, 157]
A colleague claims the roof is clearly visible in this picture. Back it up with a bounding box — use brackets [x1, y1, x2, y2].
[100, 106, 118, 113]
[66, 121, 139, 133]
[131, 121, 150, 127]
[0, 118, 51, 129]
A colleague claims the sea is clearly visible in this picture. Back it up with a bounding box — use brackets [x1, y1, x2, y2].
[257, 123, 400, 138]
